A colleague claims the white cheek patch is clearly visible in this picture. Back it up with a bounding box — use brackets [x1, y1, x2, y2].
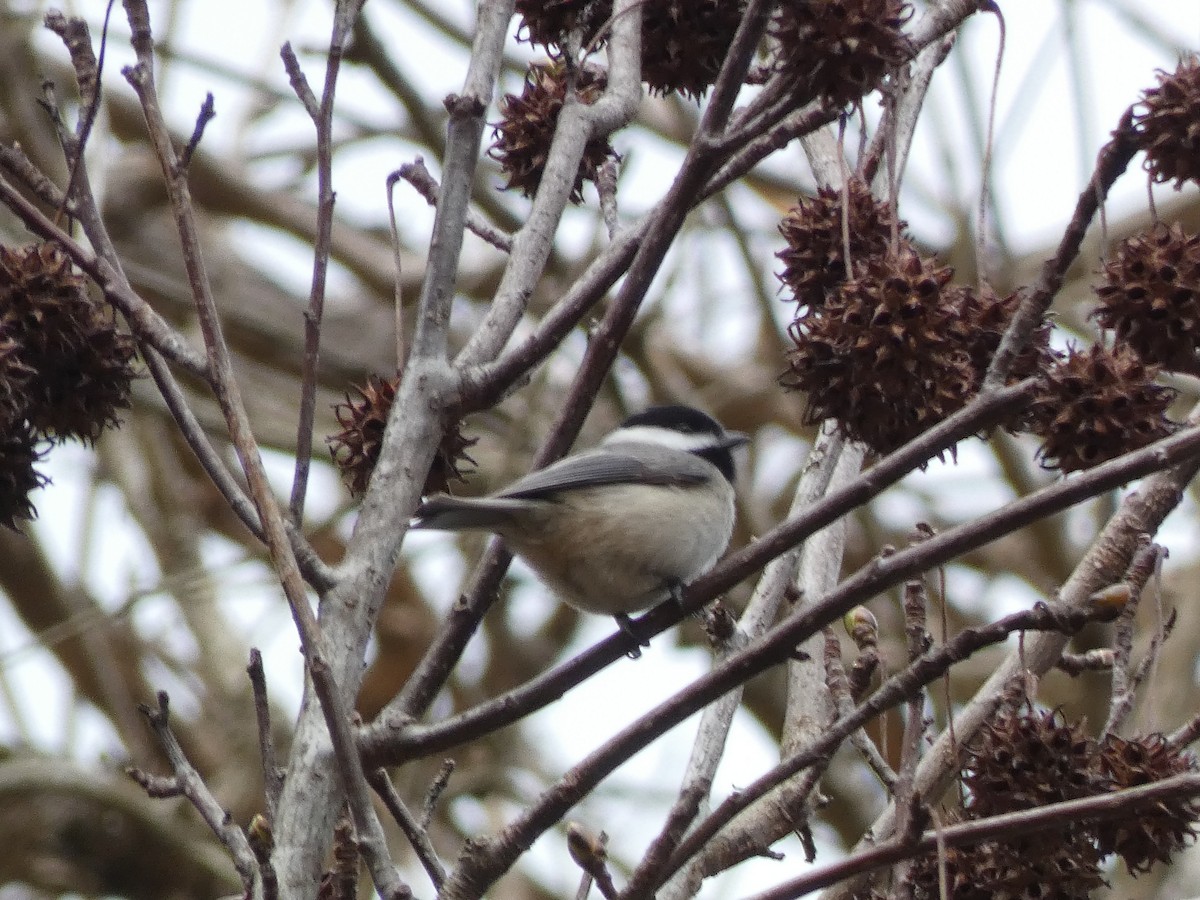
[602, 425, 717, 453]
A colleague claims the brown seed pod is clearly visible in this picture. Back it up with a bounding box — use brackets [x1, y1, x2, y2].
[0, 242, 138, 443]
[1094, 733, 1199, 874]
[1029, 343, 1177, 474]
[905, 833, 1105, 900]
[515, 0, 746, 99]
[0, 424, 49, 530]
[329, 374, 396, 497]
[771, 0, 913, 109]
[1133, 56, 1200, 188]
[515, 0, 610, 49]
[489, 62, 613, 203]
[1093, 222, 1200, 374]
[783, 246, 970, 456]
[776, 179, 905, 312]
[903, 706, 1107, 899]
[640, 0, 748, 99]
[964, 706, 1102, 818]
[328, 375, 477, 498]
[958, 285, 1056, 383]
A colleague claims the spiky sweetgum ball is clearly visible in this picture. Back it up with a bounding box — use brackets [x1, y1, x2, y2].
[0, 425, 49, 530]
[516, 0, 747, 99]
[906, 834, 1105, 900]
[328, 374, 477, 498]
[489, 62, 613, 203]
[776, 180, 906, 312]
[955, 283, 1058, 412]
[1133, 56, 1200, 188]
[641, 0, 748, 99]
[784, 247, 978, 456]
[0, 242, 137, 443]
[1093, 222, 1200, 374]
[1029, 343, 1176, 474]
[771, 0, 913, 109]
[964, 707, 1102, 817]
[901, 706, 1107, 900]
[0, 322, 33, 431]
[329, 374, 395, 497]
[1095, 733, 1199, 874]
[515, 0, 611, 48]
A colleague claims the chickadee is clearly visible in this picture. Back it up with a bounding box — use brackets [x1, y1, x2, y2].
[411, 405, 747, 649]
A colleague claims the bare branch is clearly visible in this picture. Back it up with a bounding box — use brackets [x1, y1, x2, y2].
[825, 627, 898, 790]
[368, 768, 447, 890]
[177, 92, 216, 173]
[395, 156, 514, 252]
[272, 1, 513, 889]
[983, 110, 1138, 390]
[128, 692, 264, 900]
[247, 649, 282, 821]
[284, 0, 364, 522]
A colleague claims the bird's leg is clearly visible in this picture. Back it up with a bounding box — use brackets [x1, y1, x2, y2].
[663, 579, 704, 619]
[667, 580, 686, 610]
[613, 613, 650, 659]
[613, 581, 687, 658]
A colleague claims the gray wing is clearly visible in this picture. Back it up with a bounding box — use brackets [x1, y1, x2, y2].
[496, 450, 708, 501]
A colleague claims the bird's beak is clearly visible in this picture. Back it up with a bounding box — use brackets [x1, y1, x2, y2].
[717, 432, 751, 451]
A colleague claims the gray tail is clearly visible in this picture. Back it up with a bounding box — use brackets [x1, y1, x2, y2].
[410, 495, 525, 531]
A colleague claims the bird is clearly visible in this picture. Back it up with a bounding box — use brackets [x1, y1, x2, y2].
[411, 404, 747, 650]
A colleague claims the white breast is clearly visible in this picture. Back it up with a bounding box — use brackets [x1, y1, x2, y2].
[496, 480, 736, 615]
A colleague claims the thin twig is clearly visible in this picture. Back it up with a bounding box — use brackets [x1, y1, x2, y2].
[395, 156, 513, 252]
[176, 92, 215, 173]
[891, 579, 932, 894]
[128, 692, 264, 900]
[1104, 540, 1164, 737]
[283, 0, 363, 523]
[0, 173, 209, 377]
[247, 649, 282, 821]
[1105, 609, 1178, 739]
[386, 170, 408, 370]
[0, 143, 72, 211]
[141, 347, 336, 591]
[421, 759, 456, 830]
[368, 768, 448, 889]
[973, 4, 1005, 287]
[983, 109, 1138, 390]
[824, 627, 897, 789]
[42, 4, 116, 219]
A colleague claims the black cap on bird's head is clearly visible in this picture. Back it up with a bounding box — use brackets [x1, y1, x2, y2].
[621, 404, 726, 437]
[616, 404, 749, 483]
